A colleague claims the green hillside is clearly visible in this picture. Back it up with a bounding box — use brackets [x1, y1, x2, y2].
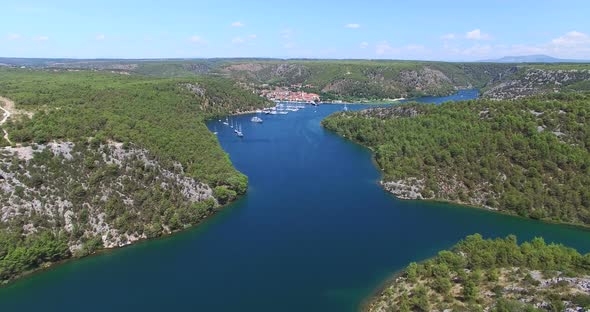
[0, 68, 270, 283]
[322, 93, 590, 226]
[368, 234, 590, 312]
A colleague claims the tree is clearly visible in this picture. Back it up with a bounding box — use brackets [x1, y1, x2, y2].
[463, 277, 479, 302]
[398, 291, 411, 312]
[406, 262, 418, 282]
[412, 285, 430, 312]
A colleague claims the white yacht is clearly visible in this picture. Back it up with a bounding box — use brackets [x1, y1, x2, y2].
[236, 124, 244, 137]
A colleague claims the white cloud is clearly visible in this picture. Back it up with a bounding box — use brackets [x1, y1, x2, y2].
[461, 44, 493, 56]
[506, 44, 546, 55]
[491, 31, 590, 59]
[34, 36, 49, 41]
[280, 28, 294, 39]
[551, 31, 590, 47]
[345, 23, 361, 29]
[95, 34, 105, 41]
[232, 37, 246, 44]
[465, 29, 491, 40]
[7, 33, 21, 40]
[231, 21, 245, 27]
[232, 34, 257, 45]
[375, 41, 429, 56]
[441, 33, 456, 40]
[376, 41, 395, 55]
[189, 35, 206, 44]
[360, 41, 369, 49]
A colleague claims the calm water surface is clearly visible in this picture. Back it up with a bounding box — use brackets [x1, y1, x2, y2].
[1, 90, 589, 311]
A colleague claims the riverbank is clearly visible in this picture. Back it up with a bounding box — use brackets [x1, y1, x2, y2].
[0, 71, 266, 286]
[379, 179, 590, 231]
[321, 92, 590, 230]
[0, 204, 221, 287]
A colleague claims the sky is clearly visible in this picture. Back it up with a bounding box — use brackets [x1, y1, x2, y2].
[1, 0, 590, 61]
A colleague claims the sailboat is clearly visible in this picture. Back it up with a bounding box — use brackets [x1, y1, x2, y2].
[236, 124, 244, 137]
[343, 103, 348, 111]
[230, 118, 234, 128]
[223, 117, 229, 126]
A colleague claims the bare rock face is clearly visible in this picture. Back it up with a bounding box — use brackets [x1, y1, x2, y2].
[399, 68, 453, 91]
[0, 141, 216, 253]
[381, 179, 425, 200]
[183, 83, 206, 97]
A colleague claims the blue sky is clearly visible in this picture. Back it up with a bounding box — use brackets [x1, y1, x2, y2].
[2, 0, 589, 60]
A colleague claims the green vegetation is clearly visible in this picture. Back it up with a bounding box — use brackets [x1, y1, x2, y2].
[0, 69, 268, 186]
[322, 93, 590, 226]
[220, 60, 516, 101]
[0, 230, 70, 282]
[368, 234, 590, 312]
[0, 68, 270, 284]
[6, 58, 590, 101]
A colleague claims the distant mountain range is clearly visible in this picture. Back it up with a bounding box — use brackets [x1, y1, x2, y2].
[481, 54, 590, 63]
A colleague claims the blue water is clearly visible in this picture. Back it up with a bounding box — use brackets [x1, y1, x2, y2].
[1, 90, 589, 311]
[403, 89, 480, 104]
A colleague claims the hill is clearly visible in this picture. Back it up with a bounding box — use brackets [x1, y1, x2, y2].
[0, 68, 271, 283]
[4, 58, 590, 102]
[481, 54, 589, 63]
[368, 234, 590, 312]
[482, 64, 590, 100]
[322, 93, 590, 226]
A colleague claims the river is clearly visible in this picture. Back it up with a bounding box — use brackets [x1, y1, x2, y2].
[0, 90, 589, 311]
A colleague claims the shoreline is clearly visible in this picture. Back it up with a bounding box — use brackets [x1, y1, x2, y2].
[0, 196, 238, 287]
[360, 185, 590, 311]
[271, 99, 406, 105]
[325, 125, 590, 232]
[379, 183, 590, 232]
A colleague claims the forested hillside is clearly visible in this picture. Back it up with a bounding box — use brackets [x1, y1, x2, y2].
[0, 69, 270, 283]
[368, 234, 590, 312]
[4, 58, 590, 102]
[218, 61, 516, 100]
[482, 64, 590, 100]
[322, 93, 590, 226]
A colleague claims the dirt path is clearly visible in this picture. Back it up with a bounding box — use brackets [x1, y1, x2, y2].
[0, 96, 15, 145]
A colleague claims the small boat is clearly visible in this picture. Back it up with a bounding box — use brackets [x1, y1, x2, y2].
[236, 124, 244, 137]
[278, 111, 288, 115]
[343, 103, 348, 111]
[222, 117, 229, 126]
[251, 116, 263, 123]
[310, 101, 319, 106]
[270, 111, 278, 115]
